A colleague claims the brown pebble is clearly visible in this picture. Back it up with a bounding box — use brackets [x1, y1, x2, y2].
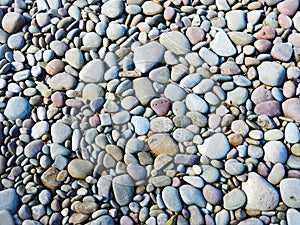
[46, 59, 65, 75]
[254, 26, 276, 40]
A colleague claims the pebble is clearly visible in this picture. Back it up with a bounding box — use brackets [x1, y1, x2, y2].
[287, 208, 300, 225]
[131, 116, 150, 135]
[268, 163, 285, 185]
[51, 121, 72, 143]
[112, 175, 134, 206]
[254, 100, 282, 117]
[164, 83, 186, 101]
[79, 59, 104, 83]
[237, 218, 264, 225]
[162, 186, 182, 212]
[0, 210, 15, 225]
[199, 47, 219, 66]
[242, 172, 279, 211]
[159, 31, 190, 55]
[142, 1, 163, 16]
[67, 159, 93, 179]
[186, 27, 206, 45]
[148, 133, 179, 156]
[263, 141, 288, 164]
[227, 87, 248, 106]
[280, 178, 300, 208]
[7, 33, 25, 50]
[101, 0, 124, 18]
[65, 48, 84, 69]
[106, 24, 125, 41]
[0, 189, 19, 213]
[285, 123, 300, 143]
[150, 98, 171, 116]
[258, 62, 286, 86]
[210, 30, 236, 57]
[270, 43, 293, 62]
[220, 61, 241, 75]
[82, 32, 102, 49]
[203, 184, 223, 205]
[1, 12, 25, 33]
[282, 98, 300, 123]
[49, 72, 77, 91]
[277, 0, 299, 16]
[185, 94, 208, 113]
[225, 10, 246, 31]
[223, 188, 246, 210]
[251, 85, 273, 105]
[24, 140, 43, 158]
[4, 97, 32, 120]
[46, 59, 65, 76]
[254, 26, 276, 40]
[198, 133, 230, 159]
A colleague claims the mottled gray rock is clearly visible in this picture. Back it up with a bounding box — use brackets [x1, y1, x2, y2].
[4, 97, 31, 120]
[112, 174, 134, 206]
[159, 31, 190, 55]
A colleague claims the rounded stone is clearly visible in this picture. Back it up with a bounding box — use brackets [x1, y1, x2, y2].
[4, 97, 32, 120]
[2, 12, 26, 33]
[67, 159, 94, 179]
[280, 178, 300, 208]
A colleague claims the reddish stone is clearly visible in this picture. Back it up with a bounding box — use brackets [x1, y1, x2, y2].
[203, 184, 223, 205]
[282, 98, 300, 123]
[150, 98, 171, 116]
[251, 85, 274, 105]
[254, 26, 276, 40]
[163, 7, 176, 21]
[254, 40, 273, 53]
[220, 61, 241, 75]
[186, 27, 206, 45]
[254, 100, 282, 117]
[46, 59, 65, 76]
[283, 80, 296, 98]
[51, 92, 66, 107]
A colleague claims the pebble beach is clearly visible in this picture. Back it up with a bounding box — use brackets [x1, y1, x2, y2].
[0, 0, 300, 224]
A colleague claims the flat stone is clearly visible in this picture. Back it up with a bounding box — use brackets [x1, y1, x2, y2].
[254, 100, 282, 117]
[174, 154, 200, 166]
[4, 97, 32, 120]
[270, 43, 293, 62]
[263, 141, 287, 164]
[101, 0, 124, 18]
[179, 73, 201, 89]
[199, 47, 219, 66]
[223, 188, 247, 210]
[24, 140, 43, 158]
[254, 40, 273, 53]
[150, 117, 174, 133]
[127, 163, 146, 180]
[79, 59, 104, 83]
[185, 94, 208, 113]
[251, 85, 273, 105]
[0, 189, 19, 213]
[258, 62, 286, 86]
[2, 12, 25, 33]
[224, 159, 245, 175]
[203, 184, 223, 205]
[51, 121, 72, 143]
[186, 27, 206, 45]
[67, 159, 93, 179]
[228, 32, 255, 46]
[163, 7, 176, 20]
[282, 98, 300, 123]
[179, 184, 206, 207]
[210, 30, 236, 57]
[227, 87, 248, 106]
[150, 175, 172, 187]
[133, 42, 164, 73]
[198, 133, 230, 159]
[82, 84, 104, 101]
[287, 208, 300, 225]
[82, 32, 102, 49]
[231, 120, 249, 137]
[215, 210, 230, 225]
[237, 218, 264, 225]
[148, 133, 179, 156]
[220, 61, 241, 75]
[46, 59, 65, 76]
[159, 31, 190, 55]
[162, 186, 182, 212]
[112, 111, 130, 125]
[283, 80, 296, 98]
[267, 163, 285, 185]
[0, 210, 15, 225]
[91, 215, 114, 225]
[112, 174, 134, 206]
[133, 77, 156, 105]
[277, 0, 299, 16]
[131, 116, 150, 135]
[149, 66, 170, 84]
[65, 48, 84, 69]
[97, 175, 112, 199]
[41, 167, 61, 189]
[31, 121, 49, 139]
[280, 178, 300, 208]
[142, 1, 163, 16]
[242, 172, 279, 211]
[285, 122, 300, 143]
[49, 72, 77, 91]
[254, 26, 276, 40]
[225, 10, 246, 31]
[288, 33, 300, 48]
[164, 83, 186, 101]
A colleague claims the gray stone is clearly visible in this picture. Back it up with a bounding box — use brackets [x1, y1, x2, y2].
[31, 121, 49, 139]
[164, 83, 186, 101]
[112, 111, 130, 124]
[267, 163, 285, 185]
[198, 133, 230, 159]
[225, 10, 246, 31]
[199, 47, 219, 66]
[224, 159, 245, 175]
[287, 208, 300, 225]
[101, 0, 124, 18]
[215, 210, 230, 225]
[280, 178, 300, 208]
[38, 190, 52, 205]
[285, 122, 300, 144]
[227, 87, 248, 106]
[65, 48, 84, 69]
[68, 159, 93, 179]
[242, 172, 279, 211]
[0, 210, 15, 225]
[185, 93, 209, 113]
[7, 33, 25, 49]
[106, 23, 125, 41]
[1, 12, 25, 33]
[127, 163, 147, 180]
[24, 140, 43, 158]
[112, 174, 134, 206]
[0, 189, 19, 213]
[159, 31, 190, 55]
[150, 117, 174, 133]
[210, 30, 236, 57]
[133, 42, 164, 73]
[201, 165, 220, 183]
[133, 77, 156, 105]
[263, 141, 288, 164]
[223, 188, 247, 210]
[131, 116, 150, 135]
[162, 186, 182, 212]
[82, 32, 102, 49]
[179, 73, 201, 89]
[51, 121, 72, 143]
[4, 97, 32, 120]
[258, 62, 286, 86]
[237, 218, 264, 225]
[79, 59, 104, 83]
[179, 185, 206, 207]
[49, 72, 77, 91]
[149, 66, 170, 84]
[173, 128, 194, 142]
[91, 215, 114, 225]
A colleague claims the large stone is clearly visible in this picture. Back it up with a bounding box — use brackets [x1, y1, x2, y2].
[79, 59, 104, 83]
[280, 178, 300, 208]
[258, 62, 286, 86]
[242, 172, 279, 211]
[101, 0, 124, 18]
[2, 12, 25, 33]
[159, 31, 190, 55]
[162, 186, 182, 212]
[282, 98, 300, 123]
[49, 73, 77, 91]
[0, 189, 19, 213]
[133, 77, 156, 105]
[133, 42, 164, 73]
[148, 133, 179, 156]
